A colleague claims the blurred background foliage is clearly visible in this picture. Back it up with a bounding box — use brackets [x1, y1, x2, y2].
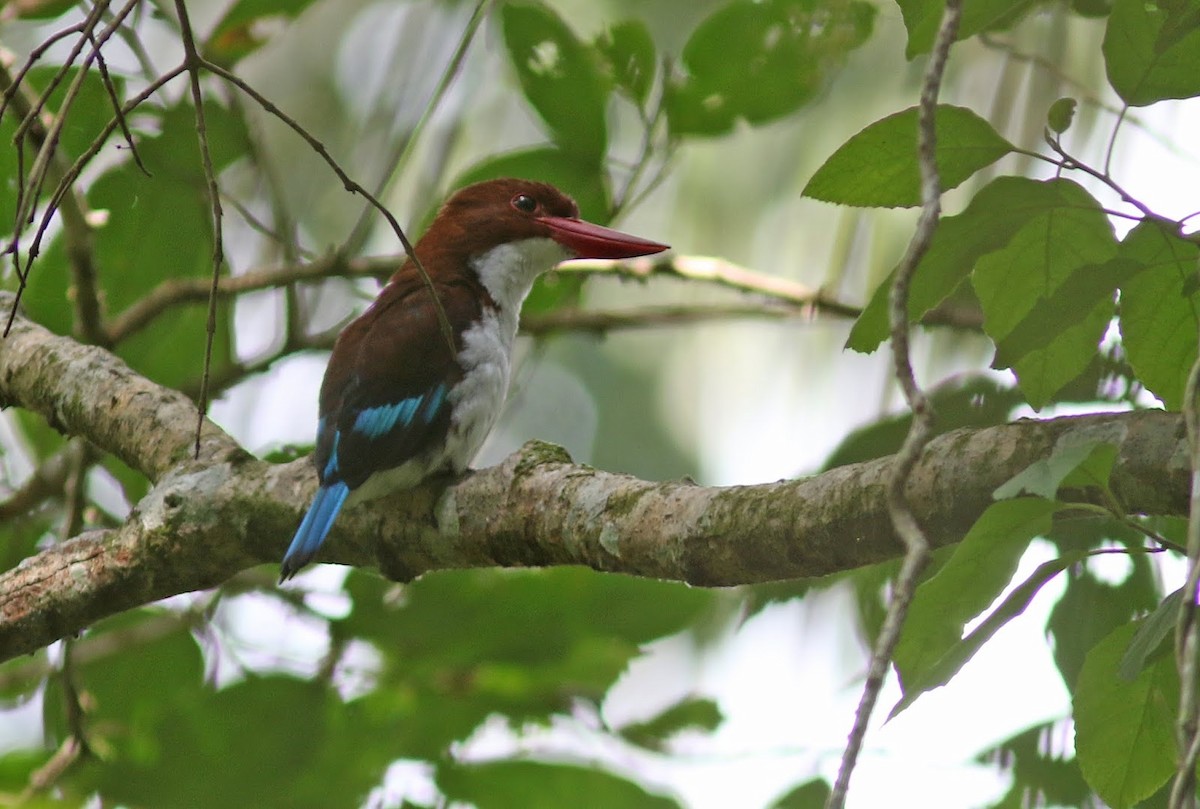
[0, 0, 1198, 806]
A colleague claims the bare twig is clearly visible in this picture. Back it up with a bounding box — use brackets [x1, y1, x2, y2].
[106, 252, 395, 343]
[0, 25, 91, 124]
[0, 444, 80, 521]
[17, 735, 81, 804]
[521, 303, 814, 335]
[107, 250, 985, 349]
[4, 0, 148, 339]
[1044, 133, 1155, 218]
[8, 63, 188, 341]
[89, 31, 148, 176]
[173, 0, 229, 459]
[611, 72, 666, 219]
[178, 318, 349, 403]
[827, 0, 962, 804]
[342, 0, 492, 254]
[559, 255, 860, 315]
[100, 0, 160, 83]
[1103, 104, 1129, 178]
[1171, 351, 1200, 809]
[193, 57, 454, 353]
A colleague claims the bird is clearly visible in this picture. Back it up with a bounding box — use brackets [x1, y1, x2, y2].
[279, 178, 669, 581]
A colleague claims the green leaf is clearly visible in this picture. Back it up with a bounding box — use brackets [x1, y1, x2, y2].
[1005, 301, 1115, 410]
[970, 180, 1117, 408]
[1048, 552, 1158, 689]
[78, 674, 395, 808]
[896, 0, 1039, 57]
[1061, 444, 1120, 492]
[894, 499, 1058, 695]
[1118, 588, 1182, 681]
[437, 760, 680, 808]
[976, 723, 1092, 808]
[596, 20, 656, 106]
[972, 186, 1117, 343]
[892, 548, 1086, 718]
[1074, 622, 1178, 808]
[1103, 0, 1200, 106]
[769, 778, 832, 809]
[803, 105, 1013, 208]
[1117, 218, 1200, 409]
[667, 0, 875, 136]
[502, 2, 609, 161]
[1047, 98, 1078, 134]
[341, 568, 715, 758]
[993, 439, 1117, 501]
[4, 0, 76, 19]
[619, 697, 723, 751]
[848, 178, 1104, 353]
[44, 608, 203, 750]
[991, 257, 1132, 371]
[207, 0, 322, 65]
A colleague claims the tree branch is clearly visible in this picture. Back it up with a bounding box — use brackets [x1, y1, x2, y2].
[0, 293, 245, 481]
[0, 292, 1189, 664]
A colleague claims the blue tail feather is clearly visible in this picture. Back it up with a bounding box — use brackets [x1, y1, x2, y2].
[280, 481, 350, 582]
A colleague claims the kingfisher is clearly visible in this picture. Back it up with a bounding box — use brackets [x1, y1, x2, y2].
[279, 178, 669, 581]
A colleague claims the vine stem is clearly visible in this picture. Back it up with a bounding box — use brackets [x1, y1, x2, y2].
[826, 0, 963, 804]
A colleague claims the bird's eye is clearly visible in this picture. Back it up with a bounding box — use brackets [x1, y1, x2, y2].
[511, 194, 537, 213]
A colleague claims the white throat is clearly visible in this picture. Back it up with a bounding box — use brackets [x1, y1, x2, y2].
[471, 237, 571, 317]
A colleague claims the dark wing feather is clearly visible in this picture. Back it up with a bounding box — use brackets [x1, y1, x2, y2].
[315, 275, 485, 490]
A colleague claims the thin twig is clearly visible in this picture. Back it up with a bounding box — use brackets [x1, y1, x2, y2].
[179, 319, 349, 402]
[1103, 104, 1129, 178]
[4, 0, 146, 339]
[1044, 133, 1155, 218]
[827, 0, 962, 804]
[224, 190, 314, 266]
[559, 255, 858, 314]
[17, 735, 81, 804]
[100, 0, 160, 83]
[173, 0, 229, 459]
[194, 57, 455, 354]
[0, 444, 77, 520]
[1170, 351, 1200, 809]
[7, 64, 188, 338]
[521, 303, 818, 335]
[342, 0, 492, 255]
[89, 30, 148, 176]
[106, 252, 395, 343]
[12, 0, 132, 233]
[107, 250, 986, 347]
[611, 59, 682, 223]
[0, 53, 104, 346]
[0, 23, 90, 124]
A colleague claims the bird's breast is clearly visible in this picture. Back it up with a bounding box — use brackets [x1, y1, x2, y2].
[443, 305, 520, 470]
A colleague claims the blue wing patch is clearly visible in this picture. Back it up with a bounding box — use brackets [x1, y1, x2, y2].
[352, 383, 449, 440]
